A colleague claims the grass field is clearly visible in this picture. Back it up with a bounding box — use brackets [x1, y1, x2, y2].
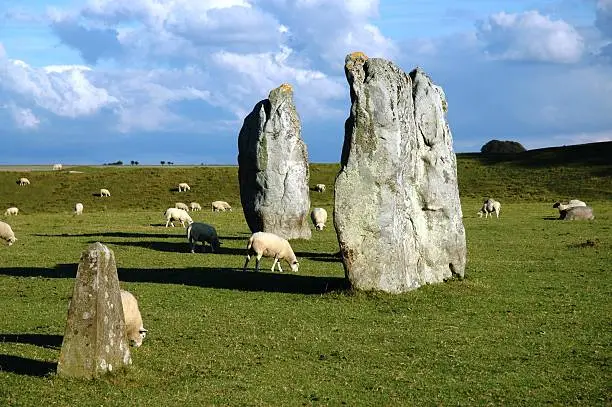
[0, 143, 611, 405]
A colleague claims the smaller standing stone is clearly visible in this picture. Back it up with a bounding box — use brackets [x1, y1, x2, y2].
[57, 242, 132, 379]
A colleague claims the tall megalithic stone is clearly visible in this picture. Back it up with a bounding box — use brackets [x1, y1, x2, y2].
[57, 242, 131, 378]
[238, 83, 312, 240]
[334, 52, 467, 293]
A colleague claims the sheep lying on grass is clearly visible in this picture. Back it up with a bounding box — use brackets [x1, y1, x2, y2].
[164, 207, 193, 227]
[187, 222, 221, 253]
[53, 163, 63, 171]
[311, 208, 328, 230]
[175, 202, 190, 212]
[4, 207, 19, 216]
[0, 221, 17, 246]
[560, 206, 595, 221]
[478, 198, 501, 219]
[243, 232, 299, 273]
[178, 182, 191, 192]
[190, 202, 202, 211]
[74, 203, 83, 215]
[120, 290, 147, 347]
[18, 178, 30, 186]
[100, 188, 111, 197]
[314, 184, 326, 193]
[553, 199, 586, 218]
[211, 201, 232, 212]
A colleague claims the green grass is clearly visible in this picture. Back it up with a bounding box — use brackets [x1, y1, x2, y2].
[0, 143, 611, 405]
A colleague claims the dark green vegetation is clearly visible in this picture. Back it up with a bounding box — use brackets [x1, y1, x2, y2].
[480, 139, 527, 154]
[1, 142, 610, 405]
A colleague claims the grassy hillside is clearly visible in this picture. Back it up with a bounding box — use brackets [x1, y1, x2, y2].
[1, 142, 610, 215]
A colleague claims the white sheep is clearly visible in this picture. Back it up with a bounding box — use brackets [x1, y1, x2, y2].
[18, 177, 30, 186]
[243, 232, 299, 273]
[561, 206, 595, 221]
[52, 163, 63, 171]
[74, 203, 84, 215]
[120, 289, 147, 347]
[4, 207, 19, 216]
[310, 208, 328, 231]
[164, 207, 194, 227]
[178, 182, 191, 192]
[0, 221, 17, 246]
[190, 202, 202, 211]
[100, 188, 111, 197]
[314, 184, 326, 193]
[211, 200, 232, 212]
[553, 199, 586, 218]
[477, 198, 501, 219]
[175, 202, 190, 212]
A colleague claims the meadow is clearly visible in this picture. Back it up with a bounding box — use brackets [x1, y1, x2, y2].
[0, 143, 611, 406]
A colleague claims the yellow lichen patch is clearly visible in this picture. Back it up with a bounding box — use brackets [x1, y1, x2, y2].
[347, 51, 368, 61]
[278, 83, 293, 93]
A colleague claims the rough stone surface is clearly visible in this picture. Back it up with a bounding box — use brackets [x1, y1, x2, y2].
[57, 242, 132, 378]
[238, 83, 311, 240]
[334, 52, 467, 293]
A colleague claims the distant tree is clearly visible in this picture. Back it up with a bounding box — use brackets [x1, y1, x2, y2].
[104, 160, 124, 165]
[481, 140, 527, 154]
[168, 161, 174, 165]
[135, 161, 139, 165]
[161, 161, 166, 165]
[130, 160, 135, 165]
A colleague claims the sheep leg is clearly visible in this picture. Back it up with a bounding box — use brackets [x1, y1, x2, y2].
[255, 255, 262, 272]
[271, 257, 279, 272]
[242, 255, 251, 271]
[165, 219, 170, 227]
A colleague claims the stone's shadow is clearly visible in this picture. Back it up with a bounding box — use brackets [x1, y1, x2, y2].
[36, 232, 183, 239]
[0, 265, 348, 294]
[0, 334, 63, 349]
[542, 217, 562, 221]
[0, 354, 57, 377]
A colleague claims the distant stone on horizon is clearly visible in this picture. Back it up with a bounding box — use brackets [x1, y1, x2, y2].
[237, 83, 312, 240]
[334, 52, 467, 293]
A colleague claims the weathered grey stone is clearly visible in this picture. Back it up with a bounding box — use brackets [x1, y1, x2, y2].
[334, 52, 467, 293]
[57, 242, 131, 378]
[238, 83, 312, 240]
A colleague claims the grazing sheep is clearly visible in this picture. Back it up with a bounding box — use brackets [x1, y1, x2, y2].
[211, 200, 232, 212]
[477, 198, 501, 219]
[553, 199, 586, 218]
[243, 232, 299, 273]
[561, 206, 595, 221]
[190, 202, 202, 211]
[175, 202, 190, 212]
[314, 183, 326, 193]
[164, 207, 193, 227]
[0, 221, 17, 246]
[120, 290, 147, 347]
[74, 203, 84, 215]
[52, 163, 63, 171]
[4, 207, 19, 216]
[178, 182, 191, 192]
[100, 188, 111, 197]
[18, 177, 30, 186]
[187, 222, 221, 253]
[310, 208, 328, 231]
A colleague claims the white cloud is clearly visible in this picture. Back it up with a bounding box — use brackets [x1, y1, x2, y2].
[477, 11, 584, 63]
[5, 105, 40, 129]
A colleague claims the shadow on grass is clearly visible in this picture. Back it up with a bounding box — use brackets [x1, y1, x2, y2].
[36, 232, 183, 239]
[0, 354, 57, 377]
[0, 264, 348, 294]
[0, 334, 63, 349]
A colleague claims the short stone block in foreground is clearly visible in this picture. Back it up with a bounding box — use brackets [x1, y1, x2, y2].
[57, 242, 131, 378]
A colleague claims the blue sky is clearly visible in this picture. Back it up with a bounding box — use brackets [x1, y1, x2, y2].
[1, 0, 611, 165]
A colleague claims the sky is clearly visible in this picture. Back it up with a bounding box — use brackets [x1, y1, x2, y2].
[1, 0, 611, 165]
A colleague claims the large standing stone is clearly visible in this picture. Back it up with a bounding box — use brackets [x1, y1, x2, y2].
[238, 83, 312, 240]
[57, 242, 131, 378]
[334, 52, 466, 293]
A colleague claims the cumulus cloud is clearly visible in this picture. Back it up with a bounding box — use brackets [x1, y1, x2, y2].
[477, 11, 585, 63]
[11, 106, 40, 129]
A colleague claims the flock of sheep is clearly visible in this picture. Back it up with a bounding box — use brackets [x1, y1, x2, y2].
[476, 197, 595, 220]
